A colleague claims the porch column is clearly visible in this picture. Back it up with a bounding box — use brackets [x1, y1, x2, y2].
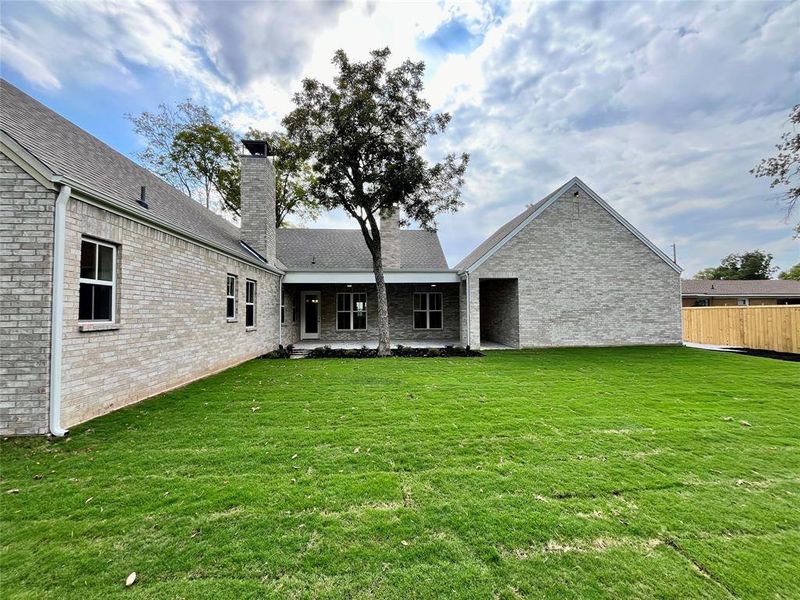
[467, 274, 481, 349]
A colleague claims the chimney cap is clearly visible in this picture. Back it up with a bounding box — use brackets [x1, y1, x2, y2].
[241, 139, 271, 157]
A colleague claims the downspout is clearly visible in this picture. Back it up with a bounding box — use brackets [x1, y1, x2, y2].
[278, 274, 284, 347]
[465, 271, 471, 349]
[49, 184, 72, 437]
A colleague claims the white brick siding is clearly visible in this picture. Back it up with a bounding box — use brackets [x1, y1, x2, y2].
[57, 199, 280, 427]
[0, 153, 54, 435]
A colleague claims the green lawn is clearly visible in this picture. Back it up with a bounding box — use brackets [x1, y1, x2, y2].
[1, 347, 799, 599]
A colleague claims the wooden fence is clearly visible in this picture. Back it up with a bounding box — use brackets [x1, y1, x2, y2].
[682, 306, 800, 354]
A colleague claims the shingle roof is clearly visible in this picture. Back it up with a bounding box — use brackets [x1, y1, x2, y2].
[454, 192, 556, 271]
[0, 79, 269, 268]
[681, 279, 800, 296]
[277, 229, 450, 271]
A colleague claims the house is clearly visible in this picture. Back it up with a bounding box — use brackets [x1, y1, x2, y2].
[1, 80, 681, 436]
[681, 279, 800, 307]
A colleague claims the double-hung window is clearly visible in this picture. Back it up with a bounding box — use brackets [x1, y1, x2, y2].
[226, 274, 238, 320]
[245, 279, 257, 328]
[336, 292, 367, 330]
[413, 292, 442, 329]
[79, 238, 116, 322]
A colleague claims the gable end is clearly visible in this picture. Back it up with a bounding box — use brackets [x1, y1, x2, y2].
[462, 177, 682, 274]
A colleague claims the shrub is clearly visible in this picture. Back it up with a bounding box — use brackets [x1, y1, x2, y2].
[259, 344, 293, 359]
[304, 345, 482, 359]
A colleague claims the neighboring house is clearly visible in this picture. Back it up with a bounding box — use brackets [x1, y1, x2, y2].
[1, 81, 682, 436]
[682, 280, 800, 307]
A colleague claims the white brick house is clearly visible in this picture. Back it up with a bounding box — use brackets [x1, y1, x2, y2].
[1, 80, 681, 436]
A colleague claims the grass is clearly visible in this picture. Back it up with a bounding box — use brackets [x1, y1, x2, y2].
[1, 346, 798, 599]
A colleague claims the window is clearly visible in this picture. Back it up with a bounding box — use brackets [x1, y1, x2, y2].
[737, 298, 749, 306]
[281, 292, 286, 324]
[245, 279, 257, 328]
[693, 298, 709, 307]
[336, 292, 367, 330]
[413, 292, 442, 329]
[79, 239, 116, 322]
[226, 274, 238, 320]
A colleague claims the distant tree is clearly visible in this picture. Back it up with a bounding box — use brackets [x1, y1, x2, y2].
[694, 250, 777, 280]
[126, 101, 213, 201]
[170, 122, 239, 212]
[245, 129, 319, 227]
[778, 262, 800, 280]
[284, 48, 469, 355]
[752, 104, 800, 236]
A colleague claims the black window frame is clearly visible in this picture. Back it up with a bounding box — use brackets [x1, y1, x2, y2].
[245, 279, 257, 328]
[336, 292, 367, 331]
[413, 291, 443, 330]
[78, 238, 116, 323]
[226, 274, 238, 321]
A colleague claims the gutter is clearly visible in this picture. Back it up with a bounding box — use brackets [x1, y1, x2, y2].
[49, 184, 72, 437]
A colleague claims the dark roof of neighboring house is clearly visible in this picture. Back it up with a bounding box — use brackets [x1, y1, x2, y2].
[276, 228, 450, 271]
[682, 279, 800, 296]
[454, 192, 556, 271]
[0, 79, 269, 268]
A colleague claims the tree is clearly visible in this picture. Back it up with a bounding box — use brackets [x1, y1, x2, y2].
[126, 101, 214, 200]
[694, 250, 777, 280]
[778, 262, 800, 280]
[170, 122, 240, 212]
[752, 104, 800, 236]
[283, 48, 469, 355]
[245, 130, 319, 227]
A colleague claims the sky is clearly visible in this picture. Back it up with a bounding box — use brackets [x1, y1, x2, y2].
[2, 0, 798, 276]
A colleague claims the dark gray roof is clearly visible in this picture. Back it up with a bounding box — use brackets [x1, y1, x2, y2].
[0, 79, 268, 268]
[682, 279, 800, 297]
[277, 228, 450, 271]
[454, 191, 556, 271]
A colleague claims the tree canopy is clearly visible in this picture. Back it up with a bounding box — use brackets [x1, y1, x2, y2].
[778, 262, 800, 281]
[752, 104, 800, 236]
[170, 122, 239, 212]
[694, 250, 777, 280]
[283, 48, 469, 355]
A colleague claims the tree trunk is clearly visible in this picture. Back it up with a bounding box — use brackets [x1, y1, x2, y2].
[371, 247, 392, 357]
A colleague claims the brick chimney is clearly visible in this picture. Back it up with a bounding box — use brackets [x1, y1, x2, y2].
[240, 140, 276, 263]
[380, 205, 401, 270]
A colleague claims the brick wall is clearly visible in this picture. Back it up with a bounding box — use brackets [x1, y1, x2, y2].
[283, 283, 460, 343]
[0, 153, 54, 435]
[58, 199, 280, 428]
[468, 184, 681, 348]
